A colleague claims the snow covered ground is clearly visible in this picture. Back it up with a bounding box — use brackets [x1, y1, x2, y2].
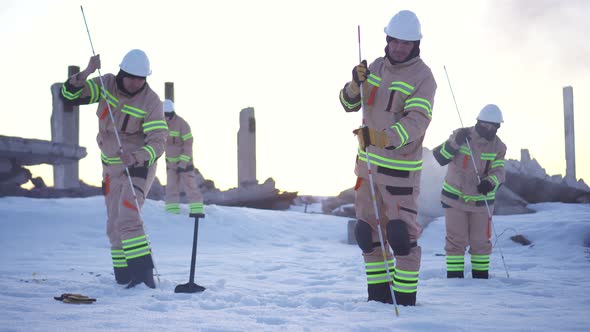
[0, 197, 589, 331]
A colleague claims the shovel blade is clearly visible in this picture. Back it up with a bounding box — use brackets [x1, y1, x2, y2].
[174, 282, 206, 293]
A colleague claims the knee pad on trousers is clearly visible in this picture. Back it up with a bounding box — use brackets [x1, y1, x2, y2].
[354, 220, 374, 253]
[387, 220, 411, 256]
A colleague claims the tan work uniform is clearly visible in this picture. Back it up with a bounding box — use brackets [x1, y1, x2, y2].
[61, 73, 167, 274]
[432, 126, 506, 277]
[340, 56, 436, 301]
[164, 113, 203, 215]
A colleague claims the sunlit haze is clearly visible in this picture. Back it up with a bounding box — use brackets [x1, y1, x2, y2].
[2, 0, 588, 196]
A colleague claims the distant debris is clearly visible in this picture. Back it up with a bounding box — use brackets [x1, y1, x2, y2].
[2, 171, 296, 211]
[0, 135, 86, 166]
[0, 135, 87, 197]
[506, 149, 590, 204]
[510, 234, 532, 246]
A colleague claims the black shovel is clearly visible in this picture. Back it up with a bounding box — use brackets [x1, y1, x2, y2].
[174, 213, 206, 293]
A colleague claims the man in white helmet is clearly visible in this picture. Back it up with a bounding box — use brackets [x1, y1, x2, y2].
[339, 10, 437, 306]
[60, 49, 167, 289]
[162, 99, 205, 216]
[432, 104, 507, 280]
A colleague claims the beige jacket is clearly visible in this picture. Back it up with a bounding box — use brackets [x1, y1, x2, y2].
[164, 114, 194, 170]
[340, 56, 437, 187]
[61, 73, 167, 175]
[433, 126, 507, 212]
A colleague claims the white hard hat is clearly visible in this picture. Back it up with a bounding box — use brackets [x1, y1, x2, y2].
[163, 99, 174, 113]
[477, 104, 504, 123]
[119, 49, 152, 77]
[384, 10, 422, 41]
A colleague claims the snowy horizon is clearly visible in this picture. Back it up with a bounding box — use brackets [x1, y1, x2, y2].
[1, 197, 589, 331]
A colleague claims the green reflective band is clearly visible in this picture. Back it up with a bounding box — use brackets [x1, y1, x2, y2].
[367, 275, 390, 284]
[389, 81, 414, 95]
[489, 175, 500, 186]
[100, 88, 119, 108]
[189, 202, 204, 214]
[122, 235, 151, 260]
[471, 254, 490, 271]
[179, 154, 191, 162]
[61, 84, 83, 100]
[169, 131, 180, 137]
[367, 73, 382, 87]
[459, 146, 472, 156]
[365, 259, 395, 284]
[122, 235, 148, 247]
[101, 153, 122, 165]
[405, 97, 432, 117]
[365, 259, 395, 271]
[166, 203, 180, 214]
[440, 142, 454, 160]
[182, 132, 193, 141]
[444, 181, 495, 202]
[339, 90, 360, 109]
[480, 152, 497, 161]
[87, 80, 99, 103]
[463, 192, 495, 202]
[394, 268, 419, 281]
[491, 160, 505, 168]
[443, 181, 462, 196]
[392, 284, 417, 293]
[142, 145, 156, 166]
[357, 148, 423, 171]
[393, 268, 418, 293]
[166, 156, 181, 163]
[121, 104, 147, 119]
[390, 122, 409, 146]
[446, 255, 464, 271]
[143, 120, 168, 133]
[111, 249, 127, 267]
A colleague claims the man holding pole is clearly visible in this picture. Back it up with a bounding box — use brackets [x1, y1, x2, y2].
[339, 10, 437, 306]
[432, 104, 507, 279]
[60, 49, 167, 288]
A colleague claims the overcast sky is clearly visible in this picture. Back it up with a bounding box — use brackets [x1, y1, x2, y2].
[1, 0, 588, 195]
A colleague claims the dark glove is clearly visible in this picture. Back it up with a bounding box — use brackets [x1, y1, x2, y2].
[477, 180, 494, 195]
[176, 167, 186, 174]
[352, 60, 370, 85]
[454, 128, 471, 145]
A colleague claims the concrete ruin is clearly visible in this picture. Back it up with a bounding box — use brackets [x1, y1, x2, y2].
[0, 77, 296, 210]
[0, 135, 87, 196]
[238, 107, 257, 187]
[563, 86, 576, 182]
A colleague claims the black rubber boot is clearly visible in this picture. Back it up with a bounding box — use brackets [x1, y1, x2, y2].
[447, 271, 464, 278]
[394, 291, 416, 306]
[114, 266, 131, 285]
[126, 254, 155, 289]
[472, 270, 489, 279]
[367, 283, 392, 304]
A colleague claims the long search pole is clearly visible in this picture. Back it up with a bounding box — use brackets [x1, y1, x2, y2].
[358, 26, 399, 316]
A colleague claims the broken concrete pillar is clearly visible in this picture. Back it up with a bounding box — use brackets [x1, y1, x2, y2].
[51, 66, 80, 189]
[238, 107, 257, 187]
[563, 86, 576, 182]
